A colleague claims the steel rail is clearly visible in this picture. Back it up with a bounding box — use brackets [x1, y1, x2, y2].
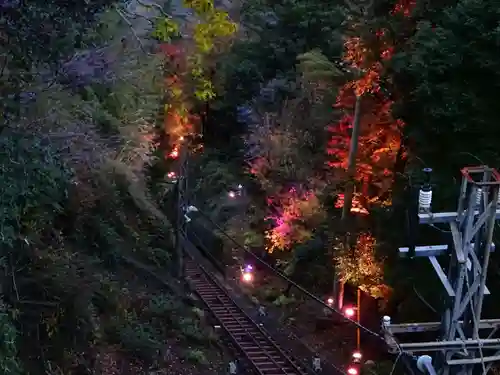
[183, 242, 308, 375]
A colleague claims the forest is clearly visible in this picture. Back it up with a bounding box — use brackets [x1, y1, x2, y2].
[1, 0, 500, 373]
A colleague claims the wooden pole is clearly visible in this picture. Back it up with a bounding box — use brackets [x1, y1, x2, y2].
[338, 95, 362, 308]
[356, 287, 361, 350]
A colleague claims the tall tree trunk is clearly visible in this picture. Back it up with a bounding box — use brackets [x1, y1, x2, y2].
[339, 95, 362, 308]
[338, 280, 345, 310]
[392, 135, 408, 199]
[341, 95, 362, 221]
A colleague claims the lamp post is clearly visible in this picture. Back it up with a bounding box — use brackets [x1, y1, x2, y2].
[356, 288, 361, 351]
[344, 292, 361, 351]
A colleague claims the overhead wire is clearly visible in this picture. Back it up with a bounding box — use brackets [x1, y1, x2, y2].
[190, 205, 425, 374]
[193, 205, 405, 349]
[184, 209, 349, 375]
[177, 142, 416, 371]
[389, 352, 404, 375]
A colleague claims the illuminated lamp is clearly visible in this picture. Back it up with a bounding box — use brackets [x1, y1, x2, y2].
[344, 307, 355, 318]
[352, 351, 362, 363]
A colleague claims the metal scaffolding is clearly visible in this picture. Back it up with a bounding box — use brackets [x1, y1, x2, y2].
[384, 166, 500, 375]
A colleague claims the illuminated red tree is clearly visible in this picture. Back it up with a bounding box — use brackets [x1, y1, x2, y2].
[265, 187, 324, 252]
[326, 15, 408, 210]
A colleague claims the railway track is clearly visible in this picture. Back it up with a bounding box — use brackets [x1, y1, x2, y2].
[184, 256, 310, 375]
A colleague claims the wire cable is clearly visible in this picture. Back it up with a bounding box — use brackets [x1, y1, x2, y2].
[185, 215, 348, 375]
[178, 144, 412, 369]
[389, 352, 404, 375]
[191, 205, 422, 375]
[194, 205, 404, 348]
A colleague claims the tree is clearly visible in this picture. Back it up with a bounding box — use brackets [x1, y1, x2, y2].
[1, 0, 115, 121]
[334, 233, 391, 299]
[218, 0, 344, 107]
[0, 1, 229, 372]
[391, 0, 500, 185]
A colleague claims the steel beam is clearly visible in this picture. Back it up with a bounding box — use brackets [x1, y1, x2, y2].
[428, 256, 455, 297]
[447, 354, 500, 366]
[392, 167, 500, 375]
[398, 338, 500, 351]
[450, 222, 465, 263]
[418, 210, 500, 224]
[386, 319, 500, 334]
[399, 245, 449, 257]
[399, 243, 495, 257]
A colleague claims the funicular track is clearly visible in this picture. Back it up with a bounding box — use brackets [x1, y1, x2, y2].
[183, 248, 309, 375]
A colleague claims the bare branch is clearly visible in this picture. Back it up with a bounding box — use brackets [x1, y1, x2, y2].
[114, 6, 153, 55]
[135, 0, 172, 18]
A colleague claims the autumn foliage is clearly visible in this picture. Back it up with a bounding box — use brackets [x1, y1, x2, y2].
[326, 2, 414, 211]
[265, 187, 324, 252]
[323, 1, 417, 298]
[335, 233, 391, 299]
[154, 2, 237, 163]
[244, 0, 416, 305]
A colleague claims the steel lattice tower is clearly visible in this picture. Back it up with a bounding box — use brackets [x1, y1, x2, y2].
[383, 166, 500, 375]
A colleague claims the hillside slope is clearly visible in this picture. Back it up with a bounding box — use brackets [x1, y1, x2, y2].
[0, 2, 227, 373]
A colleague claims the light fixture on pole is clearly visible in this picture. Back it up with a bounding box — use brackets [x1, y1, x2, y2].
[352, 351, 362, 363]
[344, 307, 355, 318]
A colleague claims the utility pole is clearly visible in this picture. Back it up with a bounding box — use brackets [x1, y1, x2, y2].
[383, 166, 500, 375]
[356, 288, 361, 351]
[175, 139, 189, 277]
[337, 94, 362, 309]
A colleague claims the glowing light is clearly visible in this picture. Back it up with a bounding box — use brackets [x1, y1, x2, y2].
[352, 352, 362, 360]
[344, 307, 355, 318]
[242, 272, 253, 282]
[170, 149, 179, 158]
[326, 297, 334, 306]
[244, 264, 253, 272]
[347, 367, 358, 375]
[167, 171, 176, 178]
[237, 184, 243, 189]
[228, 191, 236, 198]
[179, 136, 184, 141]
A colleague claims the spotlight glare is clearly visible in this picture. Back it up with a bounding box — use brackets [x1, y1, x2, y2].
[242, 272, 253, 282]
[344, 307, 355, 318]
[352, 351, 362, 360]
